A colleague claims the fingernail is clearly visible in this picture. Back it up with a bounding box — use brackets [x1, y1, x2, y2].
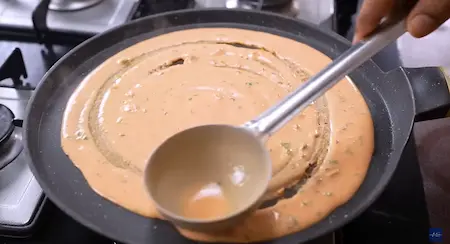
[409, 14, 438, 38]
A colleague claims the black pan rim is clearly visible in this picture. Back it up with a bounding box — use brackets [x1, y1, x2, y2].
[23, 8, 412, 244]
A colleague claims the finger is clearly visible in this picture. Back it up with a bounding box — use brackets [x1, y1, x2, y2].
[407, 0, 450, 38]
[353, 0, 395, 43]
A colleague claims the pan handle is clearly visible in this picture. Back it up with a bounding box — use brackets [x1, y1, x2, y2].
[402, 67, 450, 122]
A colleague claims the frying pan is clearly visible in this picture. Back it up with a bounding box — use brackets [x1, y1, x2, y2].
[24, 9, 450, 244]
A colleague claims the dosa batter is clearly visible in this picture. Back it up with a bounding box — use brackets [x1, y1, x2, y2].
[61, 28, 374, 243]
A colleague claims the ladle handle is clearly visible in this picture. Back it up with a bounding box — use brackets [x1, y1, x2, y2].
[246, 18, 408, 138]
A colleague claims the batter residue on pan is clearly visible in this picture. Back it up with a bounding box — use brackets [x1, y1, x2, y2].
[61, 28, 374, 242]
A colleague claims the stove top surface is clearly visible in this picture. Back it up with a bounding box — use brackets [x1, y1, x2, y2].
[0, 88, 44, 234]
[0, 0, 139, 36]
[0, 0, 444, 243]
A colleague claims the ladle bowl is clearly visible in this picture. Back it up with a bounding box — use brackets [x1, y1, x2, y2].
[144, 124, 272, 231]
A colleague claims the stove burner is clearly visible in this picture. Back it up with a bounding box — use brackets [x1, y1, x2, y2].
[0, 104, 23, 169]
[0, 104, 14, 144]
[49, 0, 104, 12]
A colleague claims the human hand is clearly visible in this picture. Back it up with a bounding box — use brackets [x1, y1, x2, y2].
[353, 0, 450, 42]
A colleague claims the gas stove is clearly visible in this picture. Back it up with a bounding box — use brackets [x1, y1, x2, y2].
[0, 0, 444, 244]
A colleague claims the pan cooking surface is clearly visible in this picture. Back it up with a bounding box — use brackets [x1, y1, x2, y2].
[24, 9, 414, 244]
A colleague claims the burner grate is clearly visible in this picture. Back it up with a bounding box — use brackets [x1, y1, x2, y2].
[0, 48, 28, 89]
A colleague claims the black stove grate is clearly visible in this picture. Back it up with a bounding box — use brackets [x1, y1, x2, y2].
[0, 48, 28, 89]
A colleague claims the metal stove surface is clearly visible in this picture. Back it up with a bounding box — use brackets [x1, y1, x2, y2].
[193, 0, 335, 30]
[49, 0, 104, 11]
[0, 138, 43, 227]
[0, 0, 139, 36]
[0, 87, 43, 230]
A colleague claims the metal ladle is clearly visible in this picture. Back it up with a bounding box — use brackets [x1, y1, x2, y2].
[144, 17, 408, 232]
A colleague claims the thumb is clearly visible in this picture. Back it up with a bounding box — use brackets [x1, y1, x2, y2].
[407, 0, 450, 38]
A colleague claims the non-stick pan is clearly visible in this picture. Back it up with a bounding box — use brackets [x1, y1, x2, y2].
[24, 9, 450, 244]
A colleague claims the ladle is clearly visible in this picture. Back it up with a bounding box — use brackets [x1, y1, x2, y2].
[144, 16, 409, 232]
